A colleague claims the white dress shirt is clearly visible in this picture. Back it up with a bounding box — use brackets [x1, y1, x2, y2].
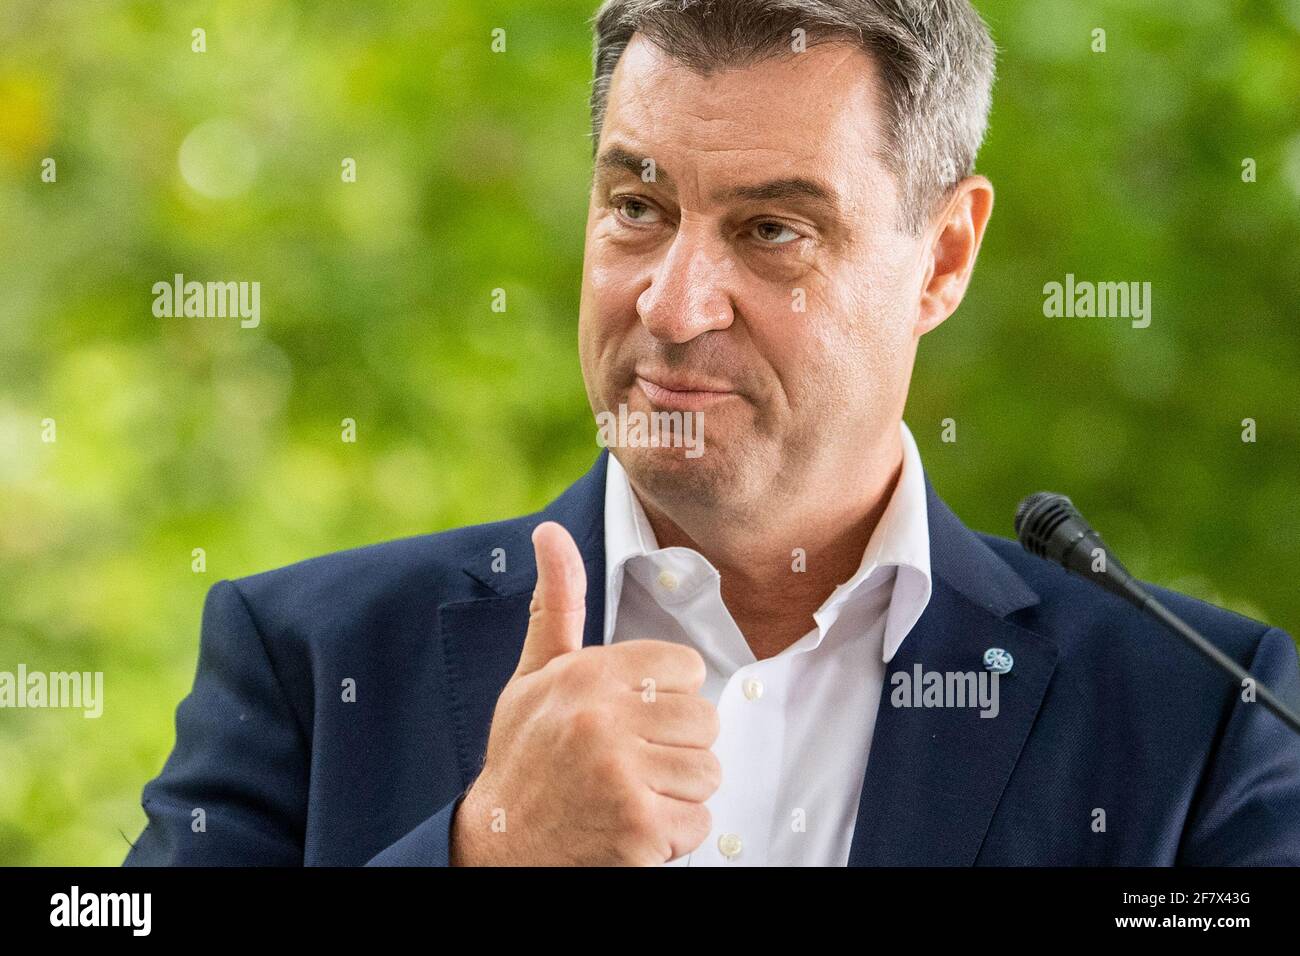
[602, 420, 933, 866]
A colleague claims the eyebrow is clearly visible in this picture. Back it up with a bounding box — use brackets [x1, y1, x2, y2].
[594, 145, 843, 220]
[713, 177, 839, 210]
[595, 146, 673, 186]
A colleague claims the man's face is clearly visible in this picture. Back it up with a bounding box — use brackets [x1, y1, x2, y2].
[579, 35, 929, 515]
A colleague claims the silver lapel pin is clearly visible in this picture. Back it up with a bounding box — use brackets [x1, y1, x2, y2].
[983, 647, 1014, 674]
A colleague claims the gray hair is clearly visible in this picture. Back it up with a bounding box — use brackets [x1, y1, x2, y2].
[589, 0, 996, 233]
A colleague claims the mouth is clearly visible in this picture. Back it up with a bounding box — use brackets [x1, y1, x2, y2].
[634, 370, 737, 412]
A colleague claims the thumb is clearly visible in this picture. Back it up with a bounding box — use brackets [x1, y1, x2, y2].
[514, 521, 587, 677]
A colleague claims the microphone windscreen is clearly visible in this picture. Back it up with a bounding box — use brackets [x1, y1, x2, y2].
[1014, 491, 1077, 558]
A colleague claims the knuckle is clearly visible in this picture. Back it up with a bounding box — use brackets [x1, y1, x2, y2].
[619, 790, 658, 840]
[679, 647, 707, 689]
[620, 640, 665, 680]
[698, 750, 723, 792]
[591, 748, 629, 788]
[566, 705, 608, 744]
[555, 651, 603, 693]
[675, 803, 712, 855]
[694, 701, 721, 743]
[689, 801, 712, 835]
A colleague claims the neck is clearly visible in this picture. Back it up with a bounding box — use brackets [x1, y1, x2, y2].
[632, 431, 905, 660]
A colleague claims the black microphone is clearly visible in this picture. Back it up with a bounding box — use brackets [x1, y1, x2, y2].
[1015, 491, 1300, 738]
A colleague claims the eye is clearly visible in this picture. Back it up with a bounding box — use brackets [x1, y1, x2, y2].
[613, 196, 662, 225]
[752, 221, 800, 245]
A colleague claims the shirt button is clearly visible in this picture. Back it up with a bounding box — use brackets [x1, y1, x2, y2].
[717, 833, 743, 860]
[657, 569, 679, 591]
[742, 678, 764, 701]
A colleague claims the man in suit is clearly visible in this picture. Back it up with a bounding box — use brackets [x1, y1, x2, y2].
[125, 0, 1300, 866]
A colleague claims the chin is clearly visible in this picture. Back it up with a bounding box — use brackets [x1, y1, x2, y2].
[615, 438, 762, 514]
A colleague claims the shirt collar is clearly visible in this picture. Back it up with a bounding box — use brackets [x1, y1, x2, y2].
[602, 420, 932, 662]
[602, 448, 661, 645]
[826, 419, 932, 663]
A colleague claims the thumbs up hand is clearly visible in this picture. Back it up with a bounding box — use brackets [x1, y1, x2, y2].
[450, 522, 721, 866]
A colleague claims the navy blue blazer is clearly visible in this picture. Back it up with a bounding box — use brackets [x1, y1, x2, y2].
[124, 451, 1300, 866]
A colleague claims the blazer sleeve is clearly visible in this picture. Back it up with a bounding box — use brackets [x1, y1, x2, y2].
[365, 794, 466, 866]
[123, 579, 311, 865]
[1177, 626, 1300, 865]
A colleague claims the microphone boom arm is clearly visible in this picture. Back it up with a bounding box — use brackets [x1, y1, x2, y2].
[1016, 491, 1300, 738]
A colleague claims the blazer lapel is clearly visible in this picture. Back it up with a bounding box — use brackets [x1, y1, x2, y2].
[436, 452, 609, 789]
[847, 470, 1057, 865]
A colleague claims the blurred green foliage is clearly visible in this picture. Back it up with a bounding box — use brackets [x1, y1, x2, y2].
[0, 0, 1297, 865]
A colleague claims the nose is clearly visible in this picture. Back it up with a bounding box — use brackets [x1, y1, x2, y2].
[635, 225, 736, 344]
